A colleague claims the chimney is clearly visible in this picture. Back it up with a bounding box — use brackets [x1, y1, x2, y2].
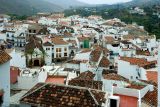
[158, 48, 160, 107]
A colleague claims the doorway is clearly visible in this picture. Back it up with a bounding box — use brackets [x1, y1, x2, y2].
[34, 60, 40, 66]
[0, 95, 3, 106]
[110, 99, 117, 107]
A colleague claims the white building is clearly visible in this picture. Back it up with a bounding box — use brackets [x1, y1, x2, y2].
[118, 57, 156, 81]
[0, 50, 11, 106]
[18, 68, 47, 89]
[6, 49, 26, 68]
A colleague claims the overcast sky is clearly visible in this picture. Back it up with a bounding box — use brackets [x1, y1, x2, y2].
[77, 0, 132, 4]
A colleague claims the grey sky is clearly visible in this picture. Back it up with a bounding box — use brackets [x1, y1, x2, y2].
[77, 0, 132, 4]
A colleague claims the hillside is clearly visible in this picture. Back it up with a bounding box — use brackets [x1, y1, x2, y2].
[44, 0, 88, 9]
[123, 0, 160, 7]
[0, 0, 63, 15]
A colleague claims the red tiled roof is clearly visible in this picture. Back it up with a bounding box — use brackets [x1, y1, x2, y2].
[120, 57, 156, 68]
[67, 60, 81, 64]
[69, 71, 103, 90]
[126, 82, 146, 90]
[142, 87, 157, 107]
[43, 41, 53, 46]
[77, 36, 91, 42]
[20, 83, 106, 107]
[136, 50, 150, 56]
[0, 50, 11, 64]
[105, 36, 115, 43]
[146, 71, 157, 83]
[51, 37, 68, 45]
[80, 49, 91, 53]
[103, 73, 129, 82]
[90, 49, 101, 62]
[99, 56, 110, 68]
[75, 71, 95, 80]
[69, 79, 103, 90]
[45, 76, 66, 84]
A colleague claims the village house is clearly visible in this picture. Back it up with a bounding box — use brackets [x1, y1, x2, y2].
[118, 57, 156, 81]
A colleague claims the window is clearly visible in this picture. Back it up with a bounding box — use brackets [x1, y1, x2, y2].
[33, 30, 36, 33]
[56, 48, 58, 52]
[64, 48, 67, 51]
[64, 53, 67, 57]
[56, 48, 61, 52]
[29, 30, 31, 33]
[56, 53, 59, 58]
[46, 48, 50, 51]
[59, 54, 61, 57]
[59, 48, 61, 52]
[56, 53, 61, 58]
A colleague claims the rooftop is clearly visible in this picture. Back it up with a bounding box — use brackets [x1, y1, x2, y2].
[0, 50, 11, 64]
[20, 83, 106, 107]
[146, 71, 157, 83]
[103, 73, 129, 82]
[120, 57, 156, 69]
[51, 37, 68, 45]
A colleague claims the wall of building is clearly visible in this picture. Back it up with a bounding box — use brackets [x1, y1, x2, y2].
[73, 52, 90, 61]
[9, 49, 26, 68]
[44, 46, 52, 65]
[66, 63, 80, 70]
[102, 79, 128, 92]
[118, 60, 140, 81]
[54, 45, 69, 58]
[0, 61, 10, 106]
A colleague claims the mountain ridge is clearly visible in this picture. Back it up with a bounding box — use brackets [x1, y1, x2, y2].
[44, 0, 88, 9]
[0, 0, 63, 15]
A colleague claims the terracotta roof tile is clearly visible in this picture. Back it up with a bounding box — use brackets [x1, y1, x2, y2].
[103, 73, 129, 82]
[20, 83, 106, 107]
[51, 37, 68, 45]
[136, 50, 150, 56]
[126, 82, 146, 90]
[105, 36, 115, 44]
[75, 71, 95, 80]
[90, 49, 101, 62]
[69, 71, 103, 90]
[120, 57, 156, 69]
[0, 50, 11, 64]
[25, 36, 44, 52]
[142, 87, 157, 107]
[146, 71, 157, 83]
[43, 41, 53, 46]
[69, 80, 103, 90]
[99, 56, 110, 68]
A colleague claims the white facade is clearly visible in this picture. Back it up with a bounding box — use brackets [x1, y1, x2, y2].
[9, 49, 26, 68]
[118, 60, 146, 81]
[73, 51, 90, 61]
[38, 17, 57, 26]
[0, 61, 10, 106]
[18, 68, 47, 89]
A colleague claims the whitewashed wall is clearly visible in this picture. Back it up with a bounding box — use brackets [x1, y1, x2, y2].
[0, 61, 10, 106]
